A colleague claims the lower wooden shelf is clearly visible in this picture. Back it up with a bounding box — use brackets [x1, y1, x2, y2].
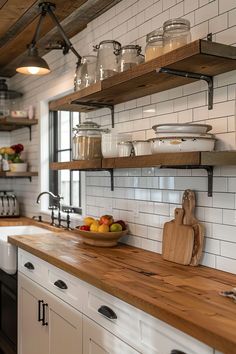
[0, 172, 38, 179]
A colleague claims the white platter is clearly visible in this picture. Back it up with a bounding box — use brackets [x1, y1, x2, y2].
[152, 124, 212, 134]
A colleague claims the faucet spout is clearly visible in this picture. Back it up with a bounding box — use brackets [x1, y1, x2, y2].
[36, 191, 62, 204]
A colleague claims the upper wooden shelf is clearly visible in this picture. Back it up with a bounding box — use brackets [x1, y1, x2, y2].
[0, 117, 38, 131]
[49, 39, 236, 112]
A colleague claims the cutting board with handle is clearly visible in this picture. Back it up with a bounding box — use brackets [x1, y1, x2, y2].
[182, 189, 204, 266]
[162, 208, 194, 265]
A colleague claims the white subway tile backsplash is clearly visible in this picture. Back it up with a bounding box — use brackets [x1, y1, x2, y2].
[4, 0, 236, 276]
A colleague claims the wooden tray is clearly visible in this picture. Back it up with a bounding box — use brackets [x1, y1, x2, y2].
[74, 228, 128, 247]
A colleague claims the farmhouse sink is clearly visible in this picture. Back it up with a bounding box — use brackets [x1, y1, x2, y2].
[0, 225, 52, 274]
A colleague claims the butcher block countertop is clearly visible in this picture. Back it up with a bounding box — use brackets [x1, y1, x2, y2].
[7, 230, 236, 354]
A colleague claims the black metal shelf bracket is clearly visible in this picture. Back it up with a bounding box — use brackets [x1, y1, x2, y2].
[72, 100, 115, 128]
[27, 126, 32, 141]
[73, 168, 114, 191]
[160, 165, 214, 197]
[157, 68, 213, 110]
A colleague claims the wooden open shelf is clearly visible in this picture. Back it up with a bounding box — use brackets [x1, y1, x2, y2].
[0, 117, 38, 131]
[49, 39, 236, 113]
[0, 171, 38, 178]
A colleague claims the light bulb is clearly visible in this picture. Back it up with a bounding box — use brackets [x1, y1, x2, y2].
[27, 67, 40, 75]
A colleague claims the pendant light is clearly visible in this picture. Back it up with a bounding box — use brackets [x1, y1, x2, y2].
[16, 2, 82, 76]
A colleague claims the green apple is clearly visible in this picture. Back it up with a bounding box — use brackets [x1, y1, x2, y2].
[110, 223, 122, 232]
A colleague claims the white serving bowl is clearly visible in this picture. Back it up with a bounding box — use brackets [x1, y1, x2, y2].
[154, 132, 215, 139]
[10, 163, 27, 172]
[150, 137, 216, 153]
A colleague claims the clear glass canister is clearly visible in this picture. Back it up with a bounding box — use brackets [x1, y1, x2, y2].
[72, 121, 108, 160]
[94, 40, 121, 81]
[145, 29, 164, 62]
[163, 18, 191, 53]
[119, 45, 143, 72]
[74, 55, 97, 91]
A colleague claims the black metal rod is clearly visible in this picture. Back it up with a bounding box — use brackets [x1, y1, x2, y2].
[45, 3, 82, 64]
[31, 10, 47, 46]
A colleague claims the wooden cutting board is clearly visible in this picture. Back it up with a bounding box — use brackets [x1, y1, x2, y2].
[162, 208, 194, 265]
[182, 189, 204, 266]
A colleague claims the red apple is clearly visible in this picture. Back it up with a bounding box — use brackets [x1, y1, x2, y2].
[99, 215, 114, 226]
[79, 225, 90, 231]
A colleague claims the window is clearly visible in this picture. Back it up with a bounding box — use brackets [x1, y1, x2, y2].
[49, 110, 82, 214]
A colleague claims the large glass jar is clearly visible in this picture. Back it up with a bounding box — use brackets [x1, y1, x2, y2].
[119, 45, 144, 72]
[145, 29, 163, 62]
[94, 40, 121, 81]
[72, 121, 109, 160]
[74, 55, 97, 91]
[163, 18, 191, 53]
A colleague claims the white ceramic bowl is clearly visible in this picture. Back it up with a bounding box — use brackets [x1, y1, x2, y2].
[10, 163, 27, 172]
[150, 137, 216, 153]
[132, 140, 151, 156]
[152, 123, 212, 134]
[154, 132, 215, 139]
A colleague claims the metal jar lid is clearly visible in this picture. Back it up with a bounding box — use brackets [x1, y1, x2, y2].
[121, 45, 142, 54]
[146, 29, 163, 43]
[163, 18, 190, 32]
[73, 121, 109, 133]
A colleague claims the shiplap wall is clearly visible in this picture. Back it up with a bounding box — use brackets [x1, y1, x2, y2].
[3, 0, 236, 274]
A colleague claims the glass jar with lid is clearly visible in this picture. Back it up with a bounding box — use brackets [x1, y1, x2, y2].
[163, 18, 191, 53]
[72, 121, 109, 160]
[119, 45, 144, 72]
[94, 40, 121, 81]
[145, 29, 164, 62]
[74, 55, 97, 91]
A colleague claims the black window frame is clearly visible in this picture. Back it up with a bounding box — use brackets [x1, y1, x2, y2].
[49, 110, 82, 214]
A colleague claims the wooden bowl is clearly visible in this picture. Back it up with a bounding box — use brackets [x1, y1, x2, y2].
[74, 228, 128, 247]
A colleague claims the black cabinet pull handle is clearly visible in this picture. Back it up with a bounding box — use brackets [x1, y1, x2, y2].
[171, 350, 187, 354]
[24, 262, 34, 270]
[54, 279, 68, 290]
[38, 300, 43, 322]
[98, 305, 117, 319]
[42, 303, 48, 326]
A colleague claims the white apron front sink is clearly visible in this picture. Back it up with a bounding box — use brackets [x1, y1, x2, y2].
[0, 225, 52, 274]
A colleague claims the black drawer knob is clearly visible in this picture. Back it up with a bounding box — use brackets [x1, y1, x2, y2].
[98, 305, 117, 319]
[24, 262, 34, 270]
[54, 279, 68, 290]
[171, 350, 187, 354]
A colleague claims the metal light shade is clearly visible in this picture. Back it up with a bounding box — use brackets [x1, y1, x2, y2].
[16, 46, 50, 75]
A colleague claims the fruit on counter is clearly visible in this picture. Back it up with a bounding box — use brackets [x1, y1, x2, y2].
[79, 225, 90, 231]
[90, 221, 99, 232]
[98, 224, 110, 233]
[84, 216, 95, 226]
[99, 215, 114, 225]
[110, 223, 123, 232]
[115, 220, 127, 231]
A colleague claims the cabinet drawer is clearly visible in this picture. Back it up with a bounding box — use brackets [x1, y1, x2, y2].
[18, 249, 47, 285]
[83, 284, 213, 354]
[83, 315, 140, 354]
[46, 265, 86, 311]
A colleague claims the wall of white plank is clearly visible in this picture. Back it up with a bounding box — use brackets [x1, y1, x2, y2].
[2, 0, 236, 274]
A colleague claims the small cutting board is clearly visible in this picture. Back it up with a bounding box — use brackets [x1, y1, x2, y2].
[182, 189, 204, 266]
[162, 208, 194, 265]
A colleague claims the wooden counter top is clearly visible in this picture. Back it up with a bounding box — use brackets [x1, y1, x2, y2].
[8, 232, 236, 354]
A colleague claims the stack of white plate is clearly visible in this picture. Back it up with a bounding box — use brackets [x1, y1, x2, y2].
[149, 123, 215, 153]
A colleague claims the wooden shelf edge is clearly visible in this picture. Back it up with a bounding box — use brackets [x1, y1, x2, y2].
[201, 151, 236, 165]
[0, 117, 38, 126]
[0, 172, 38, 177]
[50, 160, 102, 170]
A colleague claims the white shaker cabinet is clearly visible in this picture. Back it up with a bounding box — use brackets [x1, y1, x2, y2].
[18, 273, 83, 354]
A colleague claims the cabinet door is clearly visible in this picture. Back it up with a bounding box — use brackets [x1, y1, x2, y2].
[47, 290, 82, 354]
[18, 273, 49, 354]
[83, 315, 140, 354]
